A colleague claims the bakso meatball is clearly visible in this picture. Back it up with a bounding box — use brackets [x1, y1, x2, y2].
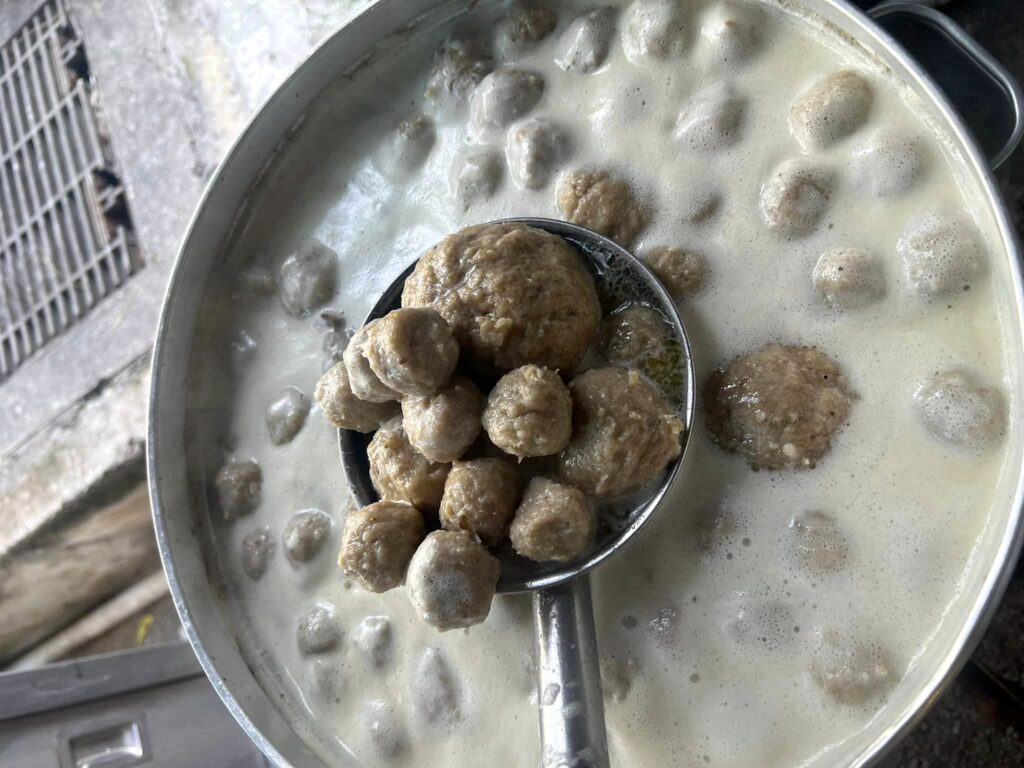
[343, 321, 400, 403]
[265, 386, 310, 446]
[507, 116, 573, 190]
[495, 2, 558, 60]
[339, 500, 425, 592]
[439, 458, 521, 545]
[789, 511, 849, 575]
[898, 209, 986, 297]
[559, 367, 684, 497]
[402, 377, 485, 463]
[642, 246, 707, 300]
[241, 527, 275, 580]
[557, 169, 650, 248]
[425, 38, 494, 115]
[368, 416, 451, 512]
[703, 344, 854, 470]
[215, 460, 262, 519]
[674, 85, 745, 153]
[510, 477, 594, 562]
[604, 305, 668, 365]
[283, 509, 332, 563]
[621, 0, 687, 63]
[789, 70, 873, 151]
[848, 131, 927, 198]
[297, 604, 341, 655]
[279, 240, 338, 317]
[361, 700, 406, 759]
[482, 365, 573, 458]
[470, 69, 545, 134]
[315, 363, 399, 433]
[699, 1, 762, 65]
[759, 159, 834, 238]
[915, 368, 1005, 450]
[376, 114, 436, 177]
[352, 616, 393, 669]
[402, 223, 601, 372]
[556, 7, 617, 74]
[812, 248, 885, 309]
[811, 632, 895, 705]
[365, 308, 460, 398]
[451, 148, 503, 210]
[406, 531, 501, 631]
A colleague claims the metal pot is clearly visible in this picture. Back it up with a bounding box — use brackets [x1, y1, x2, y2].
[148, 1, 1024, 766]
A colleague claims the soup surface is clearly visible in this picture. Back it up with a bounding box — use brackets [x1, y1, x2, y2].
[188, 1, 1020, 765]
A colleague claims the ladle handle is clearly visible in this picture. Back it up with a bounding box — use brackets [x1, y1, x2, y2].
[533, 576, 609, 768]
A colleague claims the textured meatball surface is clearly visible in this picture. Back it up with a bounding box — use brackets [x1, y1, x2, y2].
[506, 117, 573, 190]
[621, 0, 687, 63]
[641, 246, 707, 300]
[406, 531, 501, 631]
[265, 386, 310, 446]
[557, 169, 650, 247]
[366, 308, 459, 398]
[811, 631, 895, 705]
[495, 2, 558, 59]
[424, 39, 494, 114]
[402, 223, 601, 372]
[368, 416, 451, 512]
[915, 368, 1005, 450]
[789, 70, 872, 151]
[241, 527, 275, 580]
[297, 604, 342, 655]
[315, 362, 398, 433]
[789, 511, 849, 575]
[344, 321, 401, 403]
[470, 69, 545, 134]
[339, 500, 425, 592]
[559, 367, 683, 497]
[402, 377, 485, 463]
[703, 344, 854, 470]
[898, 209, 986, 297]
[556, 7, 616, 74]
[279, 240, 338, 317]
[215, 460, 262, 520]
[603, 305, 667, 366]
[283, 509, 333, 563]
[439, 458, 520, 546]
[759, 159, 834, 238]
[812, 248, 885, 310]
[482, 365, 572, 458]
[510, 477, 594, 562]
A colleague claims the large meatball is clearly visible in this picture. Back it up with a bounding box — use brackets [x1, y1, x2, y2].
[559, 367, 684, 497]
[507, 116, 573, 190]
[315, 362, 398, 433]
[402, 377, 485, 463]
[402, 223, 601, 372]
[439, 458, 520, 545]
[789, 70, 873, 151]
[811, 631, 895, 705]
[556, 7, 616, 74]
[424, 38, 494, 115]
[283, 509, 332, 563]
[898, 209, 986, 297]
[603, 305, 668, 365]
[915, 368, 1005, 450]
[365, 308, 459, 398]
[848, 130, 927, 198]
[673, 85, 745, 153]
[279, 240, 338, 317]
[812, 248, 885, 310]
[406, 531, 501, 631]
[759, 159, 834, 238]
[241, 527, 275, 580]
[482, 365, 573, 458]
[343, 321, 400, 403]
[495, 2, 558, 60]
[641, 246, 707, 300]
[470, 69, 545, 134]
[557, 169, 650, 248]
[703, 344, 854, 470]
[376, 114, 436, 178]
[510, 477, 594, 562]
[368, 416, 451, 512]
[215, 460, 262, 520]
[789, 511, 849, 575]
[451, 148, 503, 211]
[621, 0, 687, 63]
[265, 386, 310, 446]
[339, 500, 425, 592]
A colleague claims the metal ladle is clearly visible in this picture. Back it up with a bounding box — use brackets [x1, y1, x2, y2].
[339, 218, 696, 768]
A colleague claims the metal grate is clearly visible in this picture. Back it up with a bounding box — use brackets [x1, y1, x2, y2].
[0, 0, 139, 379]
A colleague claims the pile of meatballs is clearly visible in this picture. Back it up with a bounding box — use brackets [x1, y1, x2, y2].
[314, 222, 684, 631]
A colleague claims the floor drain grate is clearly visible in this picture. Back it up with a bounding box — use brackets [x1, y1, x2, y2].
[0, 0, 140, 380]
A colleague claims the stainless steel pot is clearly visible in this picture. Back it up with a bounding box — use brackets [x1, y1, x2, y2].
[148, 1, 1024, 766]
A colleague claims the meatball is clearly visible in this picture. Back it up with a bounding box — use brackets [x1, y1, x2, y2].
[898, 209, 986, 297]
[556, 7, 616, 74]
[339, 500, 425, 592]
[402, 223, 601, 372]
[439, 458, 521, 545]
[361, 700, 406, 758]
[315, 363, 398, 433]
[641, 246, 707, 300]
[470, 69, 545, 134]
[510, 477, 594, 562]
[789, 70, 873, 151]
[352, 616, 393, 669]
[558, 367, 684, 497]
[482, 365, 572, 458]
[451, 148, 503, 210]
[759, 159, 834, 238]
[410, 647, 464, 729]
[621, 0, 687, 63]
[495, 2, 558, 60]
[214, 460, 262, 519]
[673, 85, 745, 153]
[283, 509, 332, 563]
[343, 321, 400, 403]
[557, 169, 650, 248]
[402, 377, 485, 463]
[848, 131, 927, 198]
[241, 527, 275, 580]
[699, 1, 762, 66]
[376, 114, 436, 178]
[297, 604, 341, 655]
[789, 511, 849, 575]
[365, 308, 459, 398]
[265, 386, 310, 446]
[506, 116, 573, 190]
[368, 416, 451, 511]
[424, 38, 494, 115]
[812, 248, 885, 309]
[406, 530, 501, 631]
[703, 344, 854, 470]
[279, 240, 338, 317]
[811, 631, 895, 705]
[604, 305, 668, 365]
[915, 368, 1005, 450]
